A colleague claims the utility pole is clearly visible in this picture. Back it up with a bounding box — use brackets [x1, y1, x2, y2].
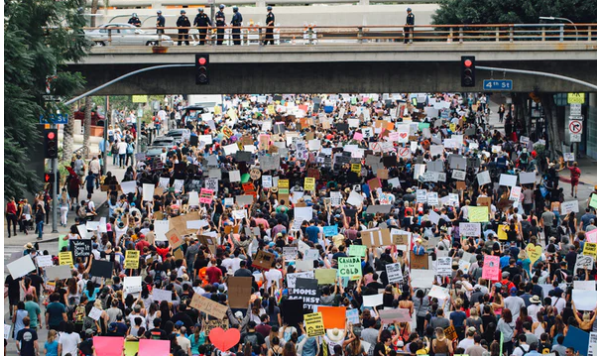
[51, 123, 58, 233]
[102, 96, 109, 175]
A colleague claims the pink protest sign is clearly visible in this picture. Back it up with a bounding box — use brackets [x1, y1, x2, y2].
[587, 229, 597, 243]
[93, 336, 125, 356]
[199, 189, 214, 204]
[139, 339, 170, 356]
[482, 255, 500, 281]
[353, 132, 363, 141]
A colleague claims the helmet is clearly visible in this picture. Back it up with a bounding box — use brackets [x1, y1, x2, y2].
[157, 10, 162, 14]
[406, 7, 412, 11]
[132, 13, 138, 17]
[219, 4, 225, 9]
[180, 9, 186, 14]
[267, 6, 272, 10]
[198, 8, 204, 12]
[232, 5, 238, 11]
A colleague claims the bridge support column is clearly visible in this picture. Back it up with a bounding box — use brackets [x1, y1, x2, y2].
[256, 0, 266, 6]
[360, 0, 370, 6]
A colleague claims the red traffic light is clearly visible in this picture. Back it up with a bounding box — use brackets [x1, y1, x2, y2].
[198, 57, 207, 66]
[44, 173, 51, 182]
[47, 132, 56, 140]
[464, 59, 472, 68]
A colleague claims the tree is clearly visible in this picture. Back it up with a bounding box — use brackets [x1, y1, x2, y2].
[433, 0, 597, 25]
[4, 0, 89, 199]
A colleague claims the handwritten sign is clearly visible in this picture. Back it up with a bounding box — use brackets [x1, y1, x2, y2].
[124, 250, 140, 269]
[304, 177, 316, 191]
[304, 313, 325, 337]
[338, 257, 362, 278]
[468, 206, 489, 222]
[59, 251, 74, 267]
[199, 189, 214, 204]
[189, 294, 228, 319]
[482, 255, 500, 281]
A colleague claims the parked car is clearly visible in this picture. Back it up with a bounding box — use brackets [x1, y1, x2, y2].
[165, 129, 191, 143]
[85, 23, 174, 46]
[74, 110, 105, 126]
[151, 136, 176, 148]
[144, 147, 165, 160]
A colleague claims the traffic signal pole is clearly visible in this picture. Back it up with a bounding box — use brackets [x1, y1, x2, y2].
[51, 123, 58, 233]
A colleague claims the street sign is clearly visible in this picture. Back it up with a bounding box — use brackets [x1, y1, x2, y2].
[569, 120, 583, 134]
[570, 103, 582, 116]
[482, 80, 513, 91]
[570, 133, 582, 142]
[132, 95, 148, 103]
[39, 114, 68, 125]
[567, 93, 585, 104]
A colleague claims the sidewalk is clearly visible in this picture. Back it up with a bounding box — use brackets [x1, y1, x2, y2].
[5, 163, 126, 247]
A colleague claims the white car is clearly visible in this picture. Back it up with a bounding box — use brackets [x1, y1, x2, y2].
[85, 23, 174, 46]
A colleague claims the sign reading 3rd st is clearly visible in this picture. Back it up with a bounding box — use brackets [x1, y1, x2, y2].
[483, 80, 513, 91]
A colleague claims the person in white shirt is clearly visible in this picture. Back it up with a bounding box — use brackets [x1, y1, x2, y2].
[264, 267, 283, 289]
[117, 139, 128, 168]
[457, 328, 476, 351]
[512, 335, 530, 356]
[58, 324, 81, 356]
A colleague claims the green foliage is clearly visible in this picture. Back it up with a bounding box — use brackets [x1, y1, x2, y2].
[432, 0, 597, 25]
[4, 0, 90, 199]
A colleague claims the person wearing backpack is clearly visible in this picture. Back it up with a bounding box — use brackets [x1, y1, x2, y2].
[241, 321, 266, 355]
[513, 334, 530, 356]
[125, 142, 135, 167]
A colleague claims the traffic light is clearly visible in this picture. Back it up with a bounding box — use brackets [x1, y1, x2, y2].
[44, 128, 58, 158]
[195, 54, 209, 85]
[461, 56, 476, 87]
[44, 172, 60, 183]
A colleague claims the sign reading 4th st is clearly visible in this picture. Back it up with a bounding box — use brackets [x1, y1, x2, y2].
[483, 80, 513, 91]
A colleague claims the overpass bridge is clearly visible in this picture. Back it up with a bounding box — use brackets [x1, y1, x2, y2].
[69, 24, 597, 94]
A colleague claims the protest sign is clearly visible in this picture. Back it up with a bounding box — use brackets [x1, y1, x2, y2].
[386, 263, 404, 284]
[190, 294, 228, 319]
[436, 257, 452, 276]
[338, 257, 362, 278]
[70, 239, 92, 258]
[94, 337, 125, 356]
[318, 306, 347, 329]
[315, 269, 337, 285]
[304, 313, 325, 337]
[379, 308, 411, 324]
[349, 245, 367, 258]
[124, 250, 140, 269]
[468, 206, 489, 222]
[585, 243, 597, 258]
[460, 223, 481, 237]
[90, 260, 113, 279]
[482, 255, 500, 281]
[59, 251, 74, 267]
[7, 255, 36, 279]
[289, 278, 320, 308]
[228, 277, 253, 309]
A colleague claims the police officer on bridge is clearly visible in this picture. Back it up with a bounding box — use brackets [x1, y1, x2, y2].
[216, 4, 226, 45]
[156, 10, 165, 35]
[128, 13, 141, 27]
[193, 8, 212, 45]
[404, 7, 414, 44]
[177, 10, 191, 45]
[264, 6, 275, 45]
[231, 6, 243, 45]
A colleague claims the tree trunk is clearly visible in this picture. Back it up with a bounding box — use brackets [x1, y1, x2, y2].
[90, 0, 99, 27]
[540, 93, 561, 159]
[83, 96, 92, 158]
[62, 105, 76, 164]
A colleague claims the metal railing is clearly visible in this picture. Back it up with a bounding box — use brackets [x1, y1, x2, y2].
[90, 0, 434, 8]
[84, 23, 597, 47]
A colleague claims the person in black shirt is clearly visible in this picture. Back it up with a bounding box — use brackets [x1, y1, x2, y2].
[404, 8, 414, 44]
[156, 11, 165, 35]
[147, 317, 168, 340]
[128, 13, 141, 27]
[264, 6, 275, 45]
[176, 10, 191, 46]
[5, 274, 21, 317]
[230, 6, 242, 45]
[215, 5, 226, 45]
[193, 8, 212, 45]
[234, 260, 253, 277]
[16, 317, 38, 356]
[171, 305, 194, 330]
[79, 329, 95, 355]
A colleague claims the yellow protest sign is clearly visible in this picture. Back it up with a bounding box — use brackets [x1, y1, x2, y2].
[227, 108, 238, 121]
[304, 177, 316, 191]
[59, 251, 73, 267]
[221, 126, 233, 139]
[267, 105, 275, 115]
[278, 179, 290, 194]
[124, 250, 140, 269]
[304, 312, 325, 337]
[214, 105, 222, 115]
[525, 243, 543, 265]
[468, 206, 489, 222]
[449, 123, 456, 132]
[351, 164, 361, 174]
[497, 224, 509, 241]
[584, 242, 597, 258]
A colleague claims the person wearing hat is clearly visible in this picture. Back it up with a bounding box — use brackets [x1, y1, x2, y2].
[413, 238, 426, 256]
[230, 6, 243, 45]
[264, 6, 275, 45]
[128, 13, 141, 27]
[193, 8, 212, 45]
[404, 8, 414, 44]
[176, 10, 191, 45]
[156, 10, 165, 35]
[215, 5, 226, 45]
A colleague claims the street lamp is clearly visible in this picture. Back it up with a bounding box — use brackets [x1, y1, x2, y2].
[539, 16, 578, 41]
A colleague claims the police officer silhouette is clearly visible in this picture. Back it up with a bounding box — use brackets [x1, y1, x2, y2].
[177, 10, 191, 45]
[264, 6, 275, 45]
[156, 10, 165, 35]
[231, 6, 243, 45]
[193, 8, 212, 45]
[215, 4, 226, 45]
[128, 13, 141, 27]
[404, 8, 414, 44]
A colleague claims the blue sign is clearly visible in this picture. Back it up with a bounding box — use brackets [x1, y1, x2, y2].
[483, 80, 513, 91]
[40, 114, 68, 124]
[323, 225, 339, 237]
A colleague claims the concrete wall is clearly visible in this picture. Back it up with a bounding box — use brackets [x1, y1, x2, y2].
[587, 94, 597, 159]
[69, 59, 597, 95]
[93, 4, 439, 28]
